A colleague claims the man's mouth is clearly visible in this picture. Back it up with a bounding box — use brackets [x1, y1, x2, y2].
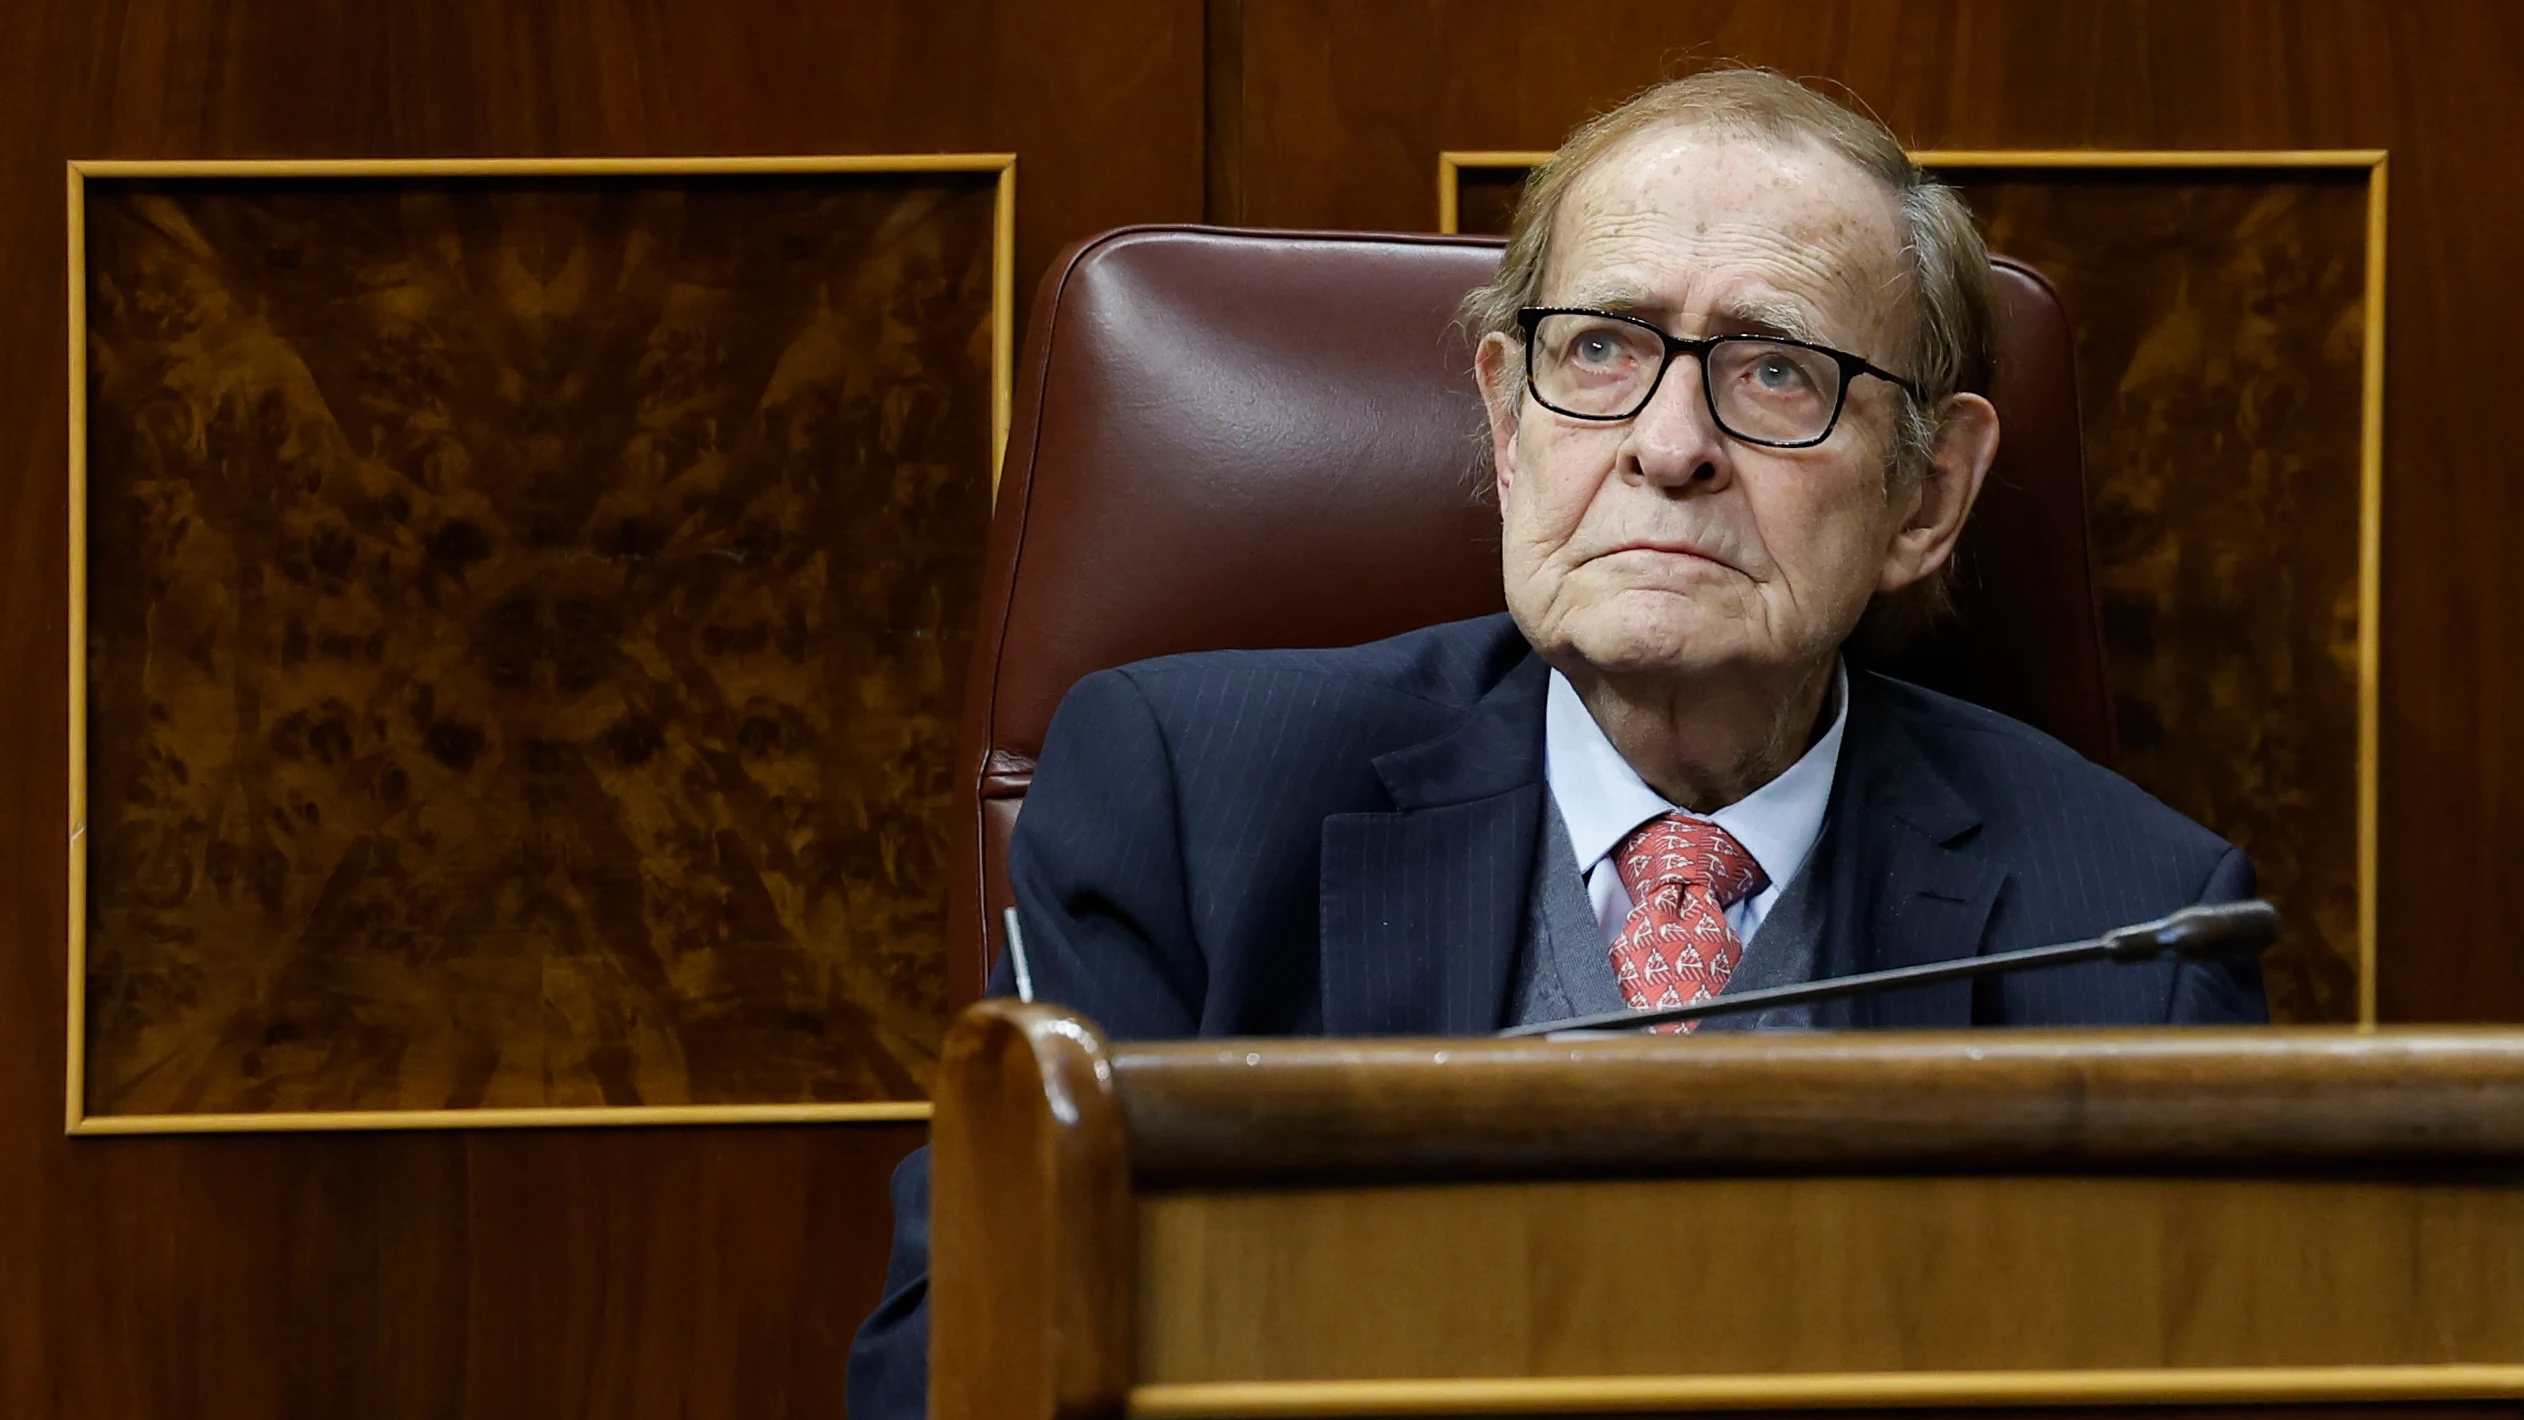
[1595, 538, 1739, 574]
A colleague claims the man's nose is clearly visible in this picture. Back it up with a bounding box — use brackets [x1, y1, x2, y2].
[1620, 354, 1735, 492]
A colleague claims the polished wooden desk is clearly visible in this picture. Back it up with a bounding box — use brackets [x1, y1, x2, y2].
[929, 1003, 2524, 1419]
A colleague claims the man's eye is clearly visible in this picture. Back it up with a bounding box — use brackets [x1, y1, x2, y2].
[1572, 333, 1627, 367]
[1752, 355, 1809, 391]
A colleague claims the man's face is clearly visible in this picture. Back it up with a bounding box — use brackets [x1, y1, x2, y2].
[1481, 129, 1944, 691]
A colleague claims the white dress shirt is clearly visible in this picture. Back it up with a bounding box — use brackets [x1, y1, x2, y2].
[1544, 663, 1849, 946]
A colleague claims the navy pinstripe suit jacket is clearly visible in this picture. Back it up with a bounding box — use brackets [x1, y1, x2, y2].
[847, 614, 2268, 1418]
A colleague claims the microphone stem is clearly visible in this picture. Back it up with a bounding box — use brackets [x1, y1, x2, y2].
[1498, 933, 2132, 1038]
[1003, 906, 1037, 1004]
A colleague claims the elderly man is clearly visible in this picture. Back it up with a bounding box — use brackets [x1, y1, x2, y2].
[847, 67, 2264, 1417]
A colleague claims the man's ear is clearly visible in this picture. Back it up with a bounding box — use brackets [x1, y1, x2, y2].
[1877, 392, 2000, 594]
[1474, 330, 1523, 503]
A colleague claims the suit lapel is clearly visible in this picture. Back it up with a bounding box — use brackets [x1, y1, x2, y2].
[1320, 653, 1550, 1036]
[1815, 674, 2005, 1028]
[1318, 660, 2006, 1034]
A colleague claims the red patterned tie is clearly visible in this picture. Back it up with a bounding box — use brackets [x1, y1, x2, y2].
[1609, 814, 1768, 1033]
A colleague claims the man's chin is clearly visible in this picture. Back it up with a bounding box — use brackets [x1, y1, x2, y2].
[1549, 609, 1747, 682]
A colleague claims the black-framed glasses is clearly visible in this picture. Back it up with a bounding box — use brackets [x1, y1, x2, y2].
[1517, 307, 1923, 449]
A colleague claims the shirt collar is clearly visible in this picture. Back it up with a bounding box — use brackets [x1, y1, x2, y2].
[1544, 661, 1849, 891]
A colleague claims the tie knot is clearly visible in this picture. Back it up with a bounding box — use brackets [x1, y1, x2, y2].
[1614, 813, 1767, 908]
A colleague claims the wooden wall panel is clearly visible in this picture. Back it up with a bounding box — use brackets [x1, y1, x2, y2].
[0, 1, 1200, 1416]
[1949, 170, 2373, 1025]
[1226, 0, 2524, 1023]
[78, 168, 999, 1120]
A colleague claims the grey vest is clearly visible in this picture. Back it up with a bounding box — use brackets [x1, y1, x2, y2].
[1508, 796, 1834, 1032]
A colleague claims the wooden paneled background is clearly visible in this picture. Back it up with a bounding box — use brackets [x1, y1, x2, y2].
[0, 4, 1203, 1417]
[6, 1, 2523, 1415]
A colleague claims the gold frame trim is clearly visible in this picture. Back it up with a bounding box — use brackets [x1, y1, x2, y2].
[64, 153, 1019, 1135]
[1435, 150, 1550, 234]
[1439, 148, 2389, 1027]
[1132, 1363, 2524, 1416]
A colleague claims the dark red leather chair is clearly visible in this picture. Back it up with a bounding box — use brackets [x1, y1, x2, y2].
[945, 225, 2108, 1001]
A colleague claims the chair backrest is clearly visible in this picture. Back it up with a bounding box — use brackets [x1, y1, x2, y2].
[945, 225, 2108, 1000]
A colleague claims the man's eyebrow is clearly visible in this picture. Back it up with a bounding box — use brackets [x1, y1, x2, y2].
[1555, 283, 1660, 316]
[1548, 288, 1832, 345]
[1714, 298, 1825, 344]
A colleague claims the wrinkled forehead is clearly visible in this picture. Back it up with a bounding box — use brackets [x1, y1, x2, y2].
[1542, 125, 1915, 356]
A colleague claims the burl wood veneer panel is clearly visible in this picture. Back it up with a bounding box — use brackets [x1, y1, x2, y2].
[1941, 171, 2369, 1026]
[1452, 168, 2368, 1024]
[80, 172, 998, 1116]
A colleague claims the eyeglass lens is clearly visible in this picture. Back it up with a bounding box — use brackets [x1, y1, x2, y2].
[1528, 313, 1845, 443]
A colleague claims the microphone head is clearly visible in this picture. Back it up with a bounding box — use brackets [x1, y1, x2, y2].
[2101, 899, 2282, 960]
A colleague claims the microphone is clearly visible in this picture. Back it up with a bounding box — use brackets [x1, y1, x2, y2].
[1496, 898, 2281, 1039]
